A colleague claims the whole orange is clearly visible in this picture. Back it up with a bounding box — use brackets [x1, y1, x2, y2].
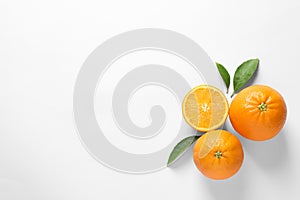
[193, 130, 244, 180]
[229, 85, 287, 141]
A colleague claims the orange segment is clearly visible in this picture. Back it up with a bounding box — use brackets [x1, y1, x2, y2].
[182, 85, 229, 132]
[198, 130, 221, 158]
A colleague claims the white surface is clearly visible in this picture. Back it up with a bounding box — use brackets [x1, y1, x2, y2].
[94, 49, 200, 154]
[0, 0, 300, 199]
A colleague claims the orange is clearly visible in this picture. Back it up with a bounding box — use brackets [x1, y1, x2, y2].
[229, 85, 287, 141]
[193, 130, 244, 180]
[182, 85, 228, 132]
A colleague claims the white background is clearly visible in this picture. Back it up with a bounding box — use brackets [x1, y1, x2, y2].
[1, 0, 300, 199]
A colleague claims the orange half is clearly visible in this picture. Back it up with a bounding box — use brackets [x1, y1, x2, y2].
[182, 85, 228, 132]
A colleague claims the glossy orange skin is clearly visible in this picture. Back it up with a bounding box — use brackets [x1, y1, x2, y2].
[229, 85, 287, 141]
[193, 130, 244, 180]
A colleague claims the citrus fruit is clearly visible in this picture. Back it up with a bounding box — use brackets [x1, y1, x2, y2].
[182, 85, 229, 132]
[193, 130, 244, 180]
[229, 85, 287, 141]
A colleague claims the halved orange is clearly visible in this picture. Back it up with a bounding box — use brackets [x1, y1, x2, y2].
[182, 85, 229, 132]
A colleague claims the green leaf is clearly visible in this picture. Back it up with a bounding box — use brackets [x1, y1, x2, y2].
[167, 135, 200, 166]
[216, 62, 230, 93]
[232, 58, 259, 97]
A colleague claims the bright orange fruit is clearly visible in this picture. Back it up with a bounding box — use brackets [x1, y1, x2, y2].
[229, 85, 287, 141]
[193, 130, 244, 180]
[182, 85, 229, 132]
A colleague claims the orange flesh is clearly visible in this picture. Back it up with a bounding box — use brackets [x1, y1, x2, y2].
[182, 85, 228, 132]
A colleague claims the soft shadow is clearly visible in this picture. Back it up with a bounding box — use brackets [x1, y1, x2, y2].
[202, 165, 246, 200]
[201, 120, 288, 200]
[199, 125, 247, 200]
[222, 121, 245, 141]
[223, 120, 290, 173]
[243, 128, 289, 172]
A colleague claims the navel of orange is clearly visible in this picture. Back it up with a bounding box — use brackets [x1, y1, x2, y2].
[193, 130, 244, 180]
